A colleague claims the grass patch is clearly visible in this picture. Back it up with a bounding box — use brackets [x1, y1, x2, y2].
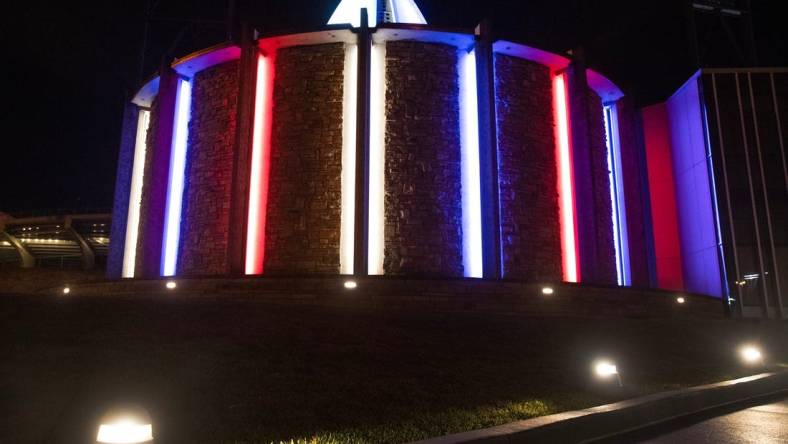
[0, 293, 785, 443]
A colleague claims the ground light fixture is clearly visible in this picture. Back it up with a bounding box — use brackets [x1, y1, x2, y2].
[740, 345, 764, 365]
[676, 296, 686, 304]
[165, 281, 177, 290]
[542, 287, 555, 295]
[96, 405, 153, 443]
[344, 280, 358, 290]
[62, 286, 71, 295]
[594, 360, 623, 387]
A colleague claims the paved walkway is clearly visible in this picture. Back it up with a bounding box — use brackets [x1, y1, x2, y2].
[642, 398, 788, 443]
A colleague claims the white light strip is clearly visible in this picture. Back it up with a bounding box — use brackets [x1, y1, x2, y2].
[603, 104, 631, 286]
[368, 42, 387, 275]
[122, 110, 150, 278]
[389, 0, 427, 24]
[340, 44, 359, 275]
[161, 78, 192, 277]
[459, 49, 483, 278]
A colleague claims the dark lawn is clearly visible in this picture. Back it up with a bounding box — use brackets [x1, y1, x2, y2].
[0, 294, 786, 444]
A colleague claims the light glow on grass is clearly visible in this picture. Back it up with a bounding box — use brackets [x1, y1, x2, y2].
[740, 345, 763, 364]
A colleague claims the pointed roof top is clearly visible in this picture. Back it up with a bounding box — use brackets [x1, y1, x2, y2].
[328, 0, 427, 28]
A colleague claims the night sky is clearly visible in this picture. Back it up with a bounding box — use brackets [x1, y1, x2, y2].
[1, 0, 785, 215]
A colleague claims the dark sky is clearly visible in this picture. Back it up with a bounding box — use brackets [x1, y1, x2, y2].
[1, 0, 785, 215]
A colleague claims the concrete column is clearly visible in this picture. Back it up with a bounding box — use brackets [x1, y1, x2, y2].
[138, 66, 180, 279]
[64, 216, 96, 270]
[1, 231, 35, 268]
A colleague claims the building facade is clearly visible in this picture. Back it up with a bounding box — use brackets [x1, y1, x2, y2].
[107, 1, 787, 318]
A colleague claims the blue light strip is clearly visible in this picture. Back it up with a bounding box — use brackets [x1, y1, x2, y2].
[161, 78, 192, 277]
[459, 49, 483, 278]
[700, 96, 731, 304]
[603, 104, 631, 286]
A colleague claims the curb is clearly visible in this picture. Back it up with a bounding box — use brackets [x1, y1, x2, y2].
[410, 371, 788, 444]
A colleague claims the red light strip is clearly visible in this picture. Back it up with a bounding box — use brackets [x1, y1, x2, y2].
[245, 54, 274, 275]
[553, 73, 580, 282]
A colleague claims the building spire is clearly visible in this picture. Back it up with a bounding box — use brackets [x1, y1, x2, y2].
[328, 0, 426, 27]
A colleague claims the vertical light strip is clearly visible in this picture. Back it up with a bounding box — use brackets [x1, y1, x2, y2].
[603, 104, 631, 286]
[122, 109, 150, 278]
[368, 42, 387, 275]
[245, 53, 274, 275]
[340, 44, 359, 275]
[459, 49, 483, 278]
[553, 73, 579, 283]
[161, 78, 192, 277]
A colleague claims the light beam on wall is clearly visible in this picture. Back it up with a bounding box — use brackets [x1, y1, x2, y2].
[459, 49, 483, 278]
[553, 73, 579, 283]
[369, 42, 387, 275]
[603, 104, 631, 286]
[340, 44, 359, 275]
[122, 109, 150, 278]
[245, 53, 274, 275]
[161, 78, 192, 277]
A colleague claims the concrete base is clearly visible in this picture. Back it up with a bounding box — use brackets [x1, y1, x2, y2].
[44, 276, 724, 320]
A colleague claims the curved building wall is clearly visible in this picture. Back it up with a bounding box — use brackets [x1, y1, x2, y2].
[264, 43, 346, 275]
[383, 41, 463, 276]
[178, 61, 240, 276]
[494, 54, 562, 281]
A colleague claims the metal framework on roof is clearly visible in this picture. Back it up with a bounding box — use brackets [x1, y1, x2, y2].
[328, 0, 427, 27]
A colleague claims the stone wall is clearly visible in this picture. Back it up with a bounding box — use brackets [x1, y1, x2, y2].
[134, 95, 162, 276]
[178, 61, 240, 276]
[264, 44, 345, 274]
[107, 105, 139, 278]
[586, 88, 618, 284]
[383, 41, 463, 277]
[494, 55, 562, 281]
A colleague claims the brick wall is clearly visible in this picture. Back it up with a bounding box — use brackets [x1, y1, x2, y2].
[177, 61, 240, 276]
[494, 55, 562, 281]
[383, 41, 463, 277]
[264, 44, 345, 274]
[586, 88, 618, 284]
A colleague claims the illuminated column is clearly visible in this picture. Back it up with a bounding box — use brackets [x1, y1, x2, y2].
[603, 103, 631, 286]
[553, 73, 580, 283]
[459, 49, 483, 278]
[340, 44, 359, 275]
[245, 53, 274, 275]
[368, 41, 386, 275]
[122, 109, 150, 278]
[161, 78, 192, 277]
